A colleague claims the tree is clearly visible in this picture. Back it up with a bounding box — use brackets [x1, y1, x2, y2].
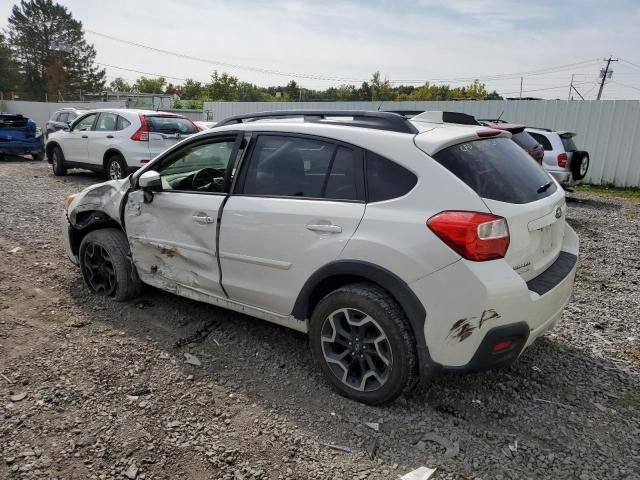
[134, 76, 166, 93]
[207, 71, 239, 101]
[370, 71, 393, 101]
[180, 79, 205, 99]
[108, 77, 131, 92]
[7, 0, 105, 100]
[0, 33, 20, 97]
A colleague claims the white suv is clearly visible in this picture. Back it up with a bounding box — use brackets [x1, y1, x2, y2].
[526, 128, 590, 187]
[62, 110, 579, 405]
[46, 109, 199, 180]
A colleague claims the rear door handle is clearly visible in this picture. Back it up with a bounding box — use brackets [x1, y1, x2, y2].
[192, 214, 215, 225]
[306, 224, 342, 233]
[81, 135, 88, 139]
[106, 135, 114, 139]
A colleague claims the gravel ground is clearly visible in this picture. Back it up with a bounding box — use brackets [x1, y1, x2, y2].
[0, 157, 639, 480]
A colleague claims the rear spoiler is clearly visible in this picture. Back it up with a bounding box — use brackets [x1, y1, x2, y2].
[558, 131, 576, 138]
[410, 111, 480, 126]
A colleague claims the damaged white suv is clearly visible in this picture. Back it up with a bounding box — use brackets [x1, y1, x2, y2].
[62, 110, 579, 405]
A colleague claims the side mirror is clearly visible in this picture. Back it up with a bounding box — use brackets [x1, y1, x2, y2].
[139, 170, 161, 190]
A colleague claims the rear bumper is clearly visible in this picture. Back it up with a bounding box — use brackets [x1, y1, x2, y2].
[410, 223, 579, 372]
[0, 138, 44, 155]
[548, 170, 581, 187]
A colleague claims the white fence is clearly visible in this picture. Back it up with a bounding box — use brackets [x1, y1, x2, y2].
[0, 100, 127, 131]
[204, 100, 640, 187]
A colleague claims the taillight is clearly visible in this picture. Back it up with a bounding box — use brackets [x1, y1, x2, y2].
[131, 114, 149, 141]
[557, 153, 567, 168]
[427, 211, 510, 261]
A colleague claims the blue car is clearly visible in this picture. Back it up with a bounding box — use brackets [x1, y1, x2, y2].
[0, 113, 45, 160]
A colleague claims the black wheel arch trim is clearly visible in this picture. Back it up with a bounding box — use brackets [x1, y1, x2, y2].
[292, 260, 436, 376]
[104, 148, 127, 169]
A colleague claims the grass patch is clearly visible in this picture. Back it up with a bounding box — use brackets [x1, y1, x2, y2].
[547, 338, 577, 353]
[577, 184, 640, 202]
[625, 347, 640, 363]
[611, 393, 640, 413]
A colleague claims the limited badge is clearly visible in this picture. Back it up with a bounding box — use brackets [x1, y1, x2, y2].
[555, 206, 562, 219]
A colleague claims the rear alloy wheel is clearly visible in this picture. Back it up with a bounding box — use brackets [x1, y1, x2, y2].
[106, 154, 126, 181]
[51, 146, 67, 176]
[79, 229, 141, 302]
[309, 284, 417, 405]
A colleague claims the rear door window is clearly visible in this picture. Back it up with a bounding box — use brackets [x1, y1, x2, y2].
[432, 137, 557, 204]
[529, 132, 552, 151]
[239, 135, 364, 201]
[95, 112, 118, 131]
[366, 152, 417, 202]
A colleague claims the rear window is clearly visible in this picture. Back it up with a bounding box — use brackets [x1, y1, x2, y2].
[511, 131, 539, 150]
[146, 115, 197, 134]
[561, 136, 577, 152]
[433, 137, 557, 204]
[0, 115, 29, 129]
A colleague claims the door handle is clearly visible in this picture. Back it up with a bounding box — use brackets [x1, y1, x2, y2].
[106, 135, 114, 139]
[306, 224, 342, 233]
[82, 135, 88, 139]
[192, 214, 215, 225]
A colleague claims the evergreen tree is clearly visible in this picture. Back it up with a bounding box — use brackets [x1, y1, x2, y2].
[7, 0, 105, 100]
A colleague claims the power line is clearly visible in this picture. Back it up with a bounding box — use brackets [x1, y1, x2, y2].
[96, 62, 192, 82]
[610, 80, 640, 93]
[86, 29, 366, 83]
[500, 81, 592, 96]
[87, 29, 603, 87]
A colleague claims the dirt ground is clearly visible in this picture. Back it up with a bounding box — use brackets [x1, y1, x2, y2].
[1, 157, 639, 480]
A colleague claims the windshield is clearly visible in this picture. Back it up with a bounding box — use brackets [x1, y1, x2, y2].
[146, 116, 197, 135]
[433, 137, 557, 204]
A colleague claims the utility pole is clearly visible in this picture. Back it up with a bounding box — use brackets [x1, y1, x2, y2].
[568, 74, 585, 100]
[519, 76, 523, 99]
[596, 56, 618, 100]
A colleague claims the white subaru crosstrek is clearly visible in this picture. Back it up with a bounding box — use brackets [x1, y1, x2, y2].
[61, 110, 579, 405]
[46, 109, 199, 180]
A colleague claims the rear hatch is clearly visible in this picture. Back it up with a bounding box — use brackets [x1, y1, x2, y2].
[0, 114, 35, 142]
[429, 136, 566, 282]
[558, 131, 577, 164]
[145, 115, 198, 155]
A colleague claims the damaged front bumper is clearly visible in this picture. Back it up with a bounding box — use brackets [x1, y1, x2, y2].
[410, 223, 579, 373]
[62, 211, 79, 265]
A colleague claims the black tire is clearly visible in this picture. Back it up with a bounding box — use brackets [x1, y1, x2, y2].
[105, 154, 127, 180]
[571, 151, 589, 181]
[51, 146, 67, 176]
[79, 228, 141, 302]
[32, 152, 45, 161]
[309, 283, 417, 405]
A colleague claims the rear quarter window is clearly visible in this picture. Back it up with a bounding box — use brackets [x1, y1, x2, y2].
[366, 152, 417, 202]
[432, 137, 557, 204]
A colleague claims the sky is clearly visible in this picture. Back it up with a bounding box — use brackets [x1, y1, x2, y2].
[2, 0, 640, 99]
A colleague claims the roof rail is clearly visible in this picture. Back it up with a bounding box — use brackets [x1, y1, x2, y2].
[215, 110, 419, 134]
